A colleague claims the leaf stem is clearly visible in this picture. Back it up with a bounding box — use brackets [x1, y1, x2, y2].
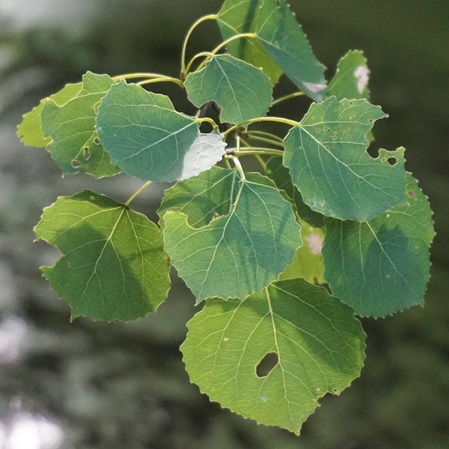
[180, 14, 218, 78]
[271, 91, 305, 106]
[185, 52, 214, 75]
[137, 77, 184, 88]
[232, 148, 284, 157]
[230, 156, 246, 182]
[245, 133, 284, 148]
[224, 116, 299, 138]
[125, 181, 153, 207]
[197, 117, 219, 129]
[247, 130, 284, 143]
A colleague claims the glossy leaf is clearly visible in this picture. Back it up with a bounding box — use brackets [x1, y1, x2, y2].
[218, 0, 327, 101]
[284, 96, 406, 221]
[182, 278, 366, 434]
[323, 174, 435, 317]
[280, 221, 325, 285]
[18, 82, 82, 148]
[34, 191, 170, 321]
[160, 167, 302, 302]
[185, 54, 272, 124]
[328, 50, 370, 100]
[97, 82, 226, 182]
[41, 72, 120, 178]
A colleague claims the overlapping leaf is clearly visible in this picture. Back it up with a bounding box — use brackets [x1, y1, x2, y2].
[217, 0, 327, 101]
[185, 54, 272, 124]
[40, 72, 121, 178]
[328, 51, 370, 100]
[182, 278, 366, 434]
[284, 96, 406, 221]
[323, 174, 435, 317]
[159, 167, 302, 302]
[18, 82, 82, 147]
[96, 82, 226, 182]
[34, 191, 170, 321]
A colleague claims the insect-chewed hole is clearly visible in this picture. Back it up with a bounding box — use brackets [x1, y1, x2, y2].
[71, 159, 80, 168]
[256, 352, 279, 378]
[83, 147, 91, 160]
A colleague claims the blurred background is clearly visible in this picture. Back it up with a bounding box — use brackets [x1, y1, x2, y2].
[0, 0, 448, 448]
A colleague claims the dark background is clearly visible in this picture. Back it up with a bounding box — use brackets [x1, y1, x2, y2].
[1, 1, 448, 448]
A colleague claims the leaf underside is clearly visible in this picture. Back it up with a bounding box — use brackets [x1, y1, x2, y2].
[283, 96, 406, 221]
[182, 278, 366, 434]
[323, 174, 435, 317]
[34, 191, 170, 321]
[159, 167, 302, 302]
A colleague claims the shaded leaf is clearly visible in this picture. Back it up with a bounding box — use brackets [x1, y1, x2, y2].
[34, 191, 170, 321]
[41, 72, 120, 178]
[266, 156, 324, 227]
[218, 0, 327, 101]
[17, 82, 82, 147]
[328, 50, 370, 100]
[323, 174, 435, 317]
[182, 278, 366, 434]
[160, 167, 301, 302]
[97, 82, 225, 182]
[284, 96, 406, 221]
[185, 54, 272, 124]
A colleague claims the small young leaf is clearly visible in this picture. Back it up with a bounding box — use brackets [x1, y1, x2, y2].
[266, 157, 324, 228]
[284, 96, 406, 221]
[97, 82, 226, 182]
[323, 174, 435, 317]
[185, 54, 272, 124]
[218, 0, 327, 101]
[182, 278, 366, 434]
[280, 221, 325, 285]
[160, 167, 302, 302]
[41, 72, 121, 178]
[34, 191, 170, 321]
[328, 50, 370, 100]
[17, 82, 82, 148]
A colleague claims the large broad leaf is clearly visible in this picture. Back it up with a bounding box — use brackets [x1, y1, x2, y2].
[185, 54, 272, 124]
[328, 50, 370, 100]
[217, 0, 327, 101]
[41, 72, 121, 178]
[159, 167, 302, 302]
[182, 278, 366, 434]
[323, 174, 435, 317]
[283, 96, 406, 221]
[34, 191, 170, 321]
[17, 82, 82, 147]
[97, 82, 226, 182]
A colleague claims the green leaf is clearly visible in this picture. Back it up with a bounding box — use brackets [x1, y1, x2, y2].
[159, 167, 302, 302]
[217, 0, 283, 85]
[182, 278, 366, 434]
[266, 157, 324, 227]
[283, 96, 406, 221]
[97, 82, 226, 182]
[41, 72, 121, 178]
[34, 191, 170, 321]
[323, 174, 435, 317]
[280, 221, 325, 285]
[185, 54, 272, 124]
[328, 50, 370, 100]
[218, 0, 327, 101]
[17, 82, 82, 147]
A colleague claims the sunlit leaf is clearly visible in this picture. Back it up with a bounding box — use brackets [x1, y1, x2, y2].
[159, 167, 301, 302]
[218, 0, 327, 101]
[97, 82, 226, 182]
[323, 174, 435, 317]
[328, 50, 370, 100]
[182, 278, 366, 434]
[284, 96, 406, 221]
[17, 82, 82, 148]
[40, 72, 120, 178]
[185, 54, 272, 124]
[34, 191, 170, 321]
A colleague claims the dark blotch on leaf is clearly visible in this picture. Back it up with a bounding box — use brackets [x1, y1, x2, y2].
[256, 352, 279, 378]
[71, 159, 80, 168]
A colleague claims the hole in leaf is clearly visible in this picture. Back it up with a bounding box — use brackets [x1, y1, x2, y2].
[71, 159, 80, 168]
[94, 137, 101, 145]
[386, 157, 397, 165]
[256, 352, 278, 378]
[83, 147, 90, 160]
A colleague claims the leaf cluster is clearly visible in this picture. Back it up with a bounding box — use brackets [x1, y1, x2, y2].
[17, 0, 434, 435]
